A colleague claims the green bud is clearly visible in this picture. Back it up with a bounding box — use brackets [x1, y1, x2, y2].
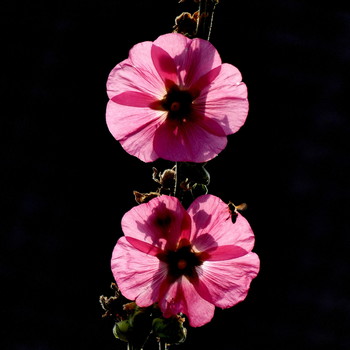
[152, 316, 187, 345]
[180, 162, 210, 186]
[191, 183, 208, 197]
[129, 306, 152, 328]
[125, 306, 153, 349]
[113, 320, 131, 342]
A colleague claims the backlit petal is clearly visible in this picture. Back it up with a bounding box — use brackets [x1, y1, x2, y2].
[111, 91, 157, 107]
[153, 118, 227, 163]
[125, 237, 163, 256]
[187, 195, 255, 253]
[107, 59, 165, 100]
[205, 245, 249, 261]
[194, 63, 249, 134]
[121, 195, 191, 252]
[159, 276, 215, 327]
[189, 65, 222, 98]
[106, 100, 164, 162]
[111, 237, 167, 306]
[182, 38, 222, 87]
[194, 253, 260, 308]
[153, 34, 221, 87]
[151, 44, 179, 88]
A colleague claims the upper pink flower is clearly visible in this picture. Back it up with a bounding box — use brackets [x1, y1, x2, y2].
[106, 33, 249, 163]
[111, 194, 259, 327]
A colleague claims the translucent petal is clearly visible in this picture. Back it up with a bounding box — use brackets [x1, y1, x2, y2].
[158, 275, 215, 327]
[121, 195, 191, 252]
[194, 253, 260, 308]
[111, 237, 167, 306]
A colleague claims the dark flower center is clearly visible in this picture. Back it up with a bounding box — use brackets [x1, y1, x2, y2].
[158, 240, 205, 280]
[155, 214, 172, 228]
[161, 86, 193, 121]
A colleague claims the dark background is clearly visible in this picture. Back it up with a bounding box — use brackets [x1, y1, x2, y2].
[2, 0, 349, 349]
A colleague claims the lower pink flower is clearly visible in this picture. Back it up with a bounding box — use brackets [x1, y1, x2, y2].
[111, 195, 259, 327]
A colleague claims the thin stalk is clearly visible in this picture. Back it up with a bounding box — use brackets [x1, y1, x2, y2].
[195, 0, 206, 39]
[173, 162, 185, 203]
[196, 0, 218, 40]
[207, 1, 218, 41]
[127, 344, 143, 350]
[174, 162, 178, 198]
[159, 341, 168, 350]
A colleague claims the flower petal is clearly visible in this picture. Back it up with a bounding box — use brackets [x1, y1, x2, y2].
[187, 195, 256, 253]
[151, 44, 179, 88]
[153, 33, 221, 87]
[106, 59, 129, 98]
[118, 122, 161, 162]
[128, 41, 167, 94]
[153, 118, 227, 163]
[182, 38, 222, 87]
[205, 245, 249, 261]
[194, 63, 249, 134]
[111, 91, 157, 107]
[106, 99, 163, 140]
[195, 112, 227, 137]
[189, 65, 222, 98]
[159, 275, 215, 327]
[106, 100, 163, 162]
[107, 59, 164, 100]
[121, 195, 191, 252]
[193, 252, 260, 308]
[111, 237, 168, 306]
[125, 237, 163, 256]
[153, 33, 191, 68]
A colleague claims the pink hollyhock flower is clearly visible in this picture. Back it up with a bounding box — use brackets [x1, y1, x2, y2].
[111, 195, 259, 327]
[106, 33, 248, 163]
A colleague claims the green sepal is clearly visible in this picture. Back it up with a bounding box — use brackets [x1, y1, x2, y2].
[177, 162, 210, 186]
[191, 183, 208, 197]
[113, 320, 131, 342]
[152, 317, 187, 345]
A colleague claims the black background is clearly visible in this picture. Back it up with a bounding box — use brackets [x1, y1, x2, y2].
[2, 1, 350, 349]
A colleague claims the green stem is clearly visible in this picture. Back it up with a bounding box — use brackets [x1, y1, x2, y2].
[174, 161, 179, 198]
[207, 1, 218, 41]
[127, 343, 143, 350]
[173, 162, 186, 204]
[159, 341, 168, 350]
[174, 161, 185, 200]
[196, 0, 218, 40]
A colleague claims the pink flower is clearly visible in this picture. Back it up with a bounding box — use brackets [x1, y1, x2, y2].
[111, 195, 259, 327]
[106, 33, 249, 163]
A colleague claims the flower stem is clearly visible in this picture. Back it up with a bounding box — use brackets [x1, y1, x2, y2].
[127, 343, 143, 350]
[173, 162, 186, 203]
[159, 341, 168, 350]
[207, 1, 218, 41]
[196, 0, 218, 40]
[174, 161, 178, 198]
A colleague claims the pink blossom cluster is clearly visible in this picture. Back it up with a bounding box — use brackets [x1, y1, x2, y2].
[107, 33, 259, 328]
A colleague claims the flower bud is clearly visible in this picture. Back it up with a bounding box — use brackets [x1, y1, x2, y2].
[128, 306, 154, 348]
[113, 320, 131, 342]
[129, 306, 152, 329]
[152, 316, 187, 345]
[191, 183, 208, 197]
